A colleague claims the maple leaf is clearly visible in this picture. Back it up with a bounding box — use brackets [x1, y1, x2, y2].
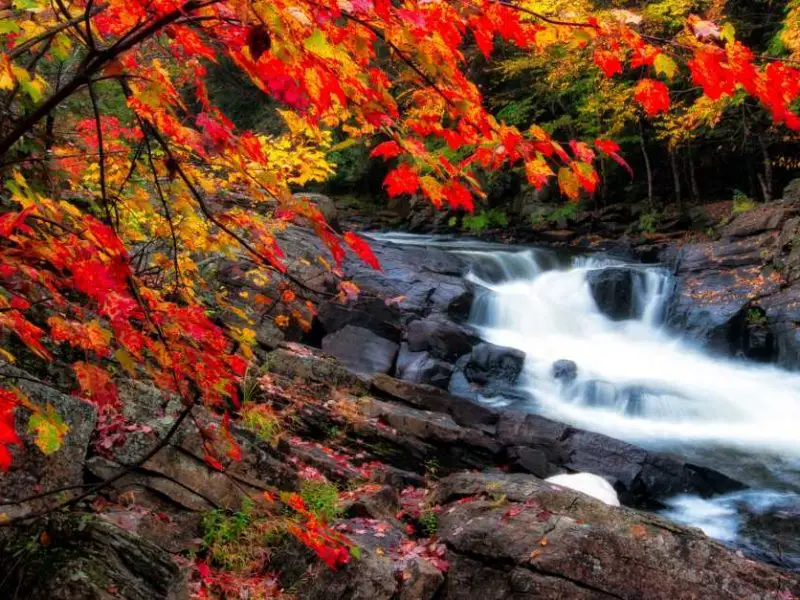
[73, 362, 120, 408]
[370, 141, 402, 159]
[594, 139, 633, 176]
[633, 79, 671, 116]
[343, 232, 381, 270]
[594, 50, 623, 78]
[524, 157, 554, 190]
[0, 389, 21, 471]
[443, 181, 474, 212]
[384, 164, 420, 197]
[27, 403, 69, 455]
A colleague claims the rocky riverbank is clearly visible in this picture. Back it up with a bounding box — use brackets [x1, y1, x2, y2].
[3, 185, 800, 598]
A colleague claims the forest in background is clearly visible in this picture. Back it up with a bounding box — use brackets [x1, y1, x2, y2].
[208, 0, 800, 228]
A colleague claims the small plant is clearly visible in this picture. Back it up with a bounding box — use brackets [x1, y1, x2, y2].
[732, 189, 756, 215]
[747, 307, 767, 327]
[201, 499, 285, 572]
[299, 480, 342, 524]
[424, 457, 441, 478]
[419, 509, 438, 536]
[639, 211, 659, 234]
[461, 208, 509, 233]
[240, 403, 282, 446]
[545, 202, 579, 224]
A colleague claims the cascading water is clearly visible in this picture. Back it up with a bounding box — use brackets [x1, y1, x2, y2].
[369, 232, 800, 568]
[466, 248, 800, 459]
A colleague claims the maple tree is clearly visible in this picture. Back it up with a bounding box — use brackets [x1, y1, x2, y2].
[1, 0, 800, 567]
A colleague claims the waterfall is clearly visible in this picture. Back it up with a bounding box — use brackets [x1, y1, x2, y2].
[461, 247, 800, 461]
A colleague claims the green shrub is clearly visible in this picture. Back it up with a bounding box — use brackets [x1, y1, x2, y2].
[419, 510, 438, 536]
[461, 208, 509, 233]
[639, 211, 659, 234]
[732, 190, 756, 215]
[299, 480, 341, 523]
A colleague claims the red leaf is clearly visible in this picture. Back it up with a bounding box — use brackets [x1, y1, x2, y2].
[343, 232, 381, 270]
[633, 79, 670, 116]
[595, 139, 633, 177]
[443, 181, 474, 212]
[370, 141, 402, 160]
[384, 164, 420, 197]
[73, 362, 119, 408]
[594, 50, 623, 78]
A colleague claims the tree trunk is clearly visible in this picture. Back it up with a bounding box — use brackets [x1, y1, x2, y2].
[757, 135, 773, 202]
[639, 122, 654, 209]
[670, 147, 682, 211]
[687, 145, 700, 201]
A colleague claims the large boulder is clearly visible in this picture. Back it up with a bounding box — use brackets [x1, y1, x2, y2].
[431, 471, 799, 600]
[322, 325, 399, 375]
[586, 267, 647, 321]
[0, 364, 97, 518]
[406, 315, 478, 362]
[395, 344, 454, 389]
[784, 178, 800, 205]
[449, 343, 527, 404]
[0, 515, 186, 600]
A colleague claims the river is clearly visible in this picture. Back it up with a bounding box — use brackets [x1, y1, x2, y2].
[369, 231, 800, 570]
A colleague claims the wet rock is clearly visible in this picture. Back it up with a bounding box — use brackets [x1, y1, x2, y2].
[586, 267, 647, 321]
[448, 344, 528, 405]
[432, 471, 799, 600]
[552, 359, 578, 382]
[322, 325, 399, 375]
[0, 364, 97, 518]
[406, 315, 478, 362]
[294, 192, 339, 229]
[395, 344, 454, 389]
[0, 515, 186, 600]
[463, 343, 526, 386]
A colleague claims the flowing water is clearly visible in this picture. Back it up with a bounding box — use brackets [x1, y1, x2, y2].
[369, 232, 800, 568]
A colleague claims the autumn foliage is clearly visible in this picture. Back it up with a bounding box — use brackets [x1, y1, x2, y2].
[1, 0, 800, 567]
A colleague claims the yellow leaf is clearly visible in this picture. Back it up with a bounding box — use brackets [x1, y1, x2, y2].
[654, 54, 678, 80]
[27, 404, 69, 456]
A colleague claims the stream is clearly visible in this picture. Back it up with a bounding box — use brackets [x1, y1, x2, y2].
[370, 232, 800, 570]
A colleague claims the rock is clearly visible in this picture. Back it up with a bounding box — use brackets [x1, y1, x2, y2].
[395, 345, 454, 389]
[446, 287, 474, 323]
[665, 237, 782, 356]
[322, 325, 399, 375]
[496, 410, 744, 507]
[266, 344, 368, 393]
[318, 299, 402, 343]
[275, 518, 444, 600]
[784, 178, 800, 204]
[463, 343, 526, 386]
[406, 316, 478, 362]
[294, 192, 339, 229]
[586, 267, 646, 321]
[0, 515, 186, 600]
[431, 471, 800, 600]
[0, 364, 97, 517]
[721, 205, 787, 238]
[371, 372, 499, 429]
[448, 344, 528, 404]
[552, 359, 578, 382]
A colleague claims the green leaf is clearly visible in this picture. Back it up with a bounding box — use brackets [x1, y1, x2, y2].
[721, 23, 736, 45]
[0, 22, 20, 34]
[349, 546, 362, 559]
[27, 404, 69, 455]
[304, 30, 335, 59]
[654, 54, 678, 80]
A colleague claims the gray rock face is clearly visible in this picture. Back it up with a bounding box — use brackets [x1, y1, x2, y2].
[552, 359, 578, 382]
[406, 316, 478, 362]
[322, 325, 399, 375]
[586, 267, 646, 321]
[464, 342, 526, 386]
[784, 178, 800, 204]
[0, 364, 96, 517]
[395, 344, 454, 389]
[431, 472, 799, 600]
[0, 515, 186, 600]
